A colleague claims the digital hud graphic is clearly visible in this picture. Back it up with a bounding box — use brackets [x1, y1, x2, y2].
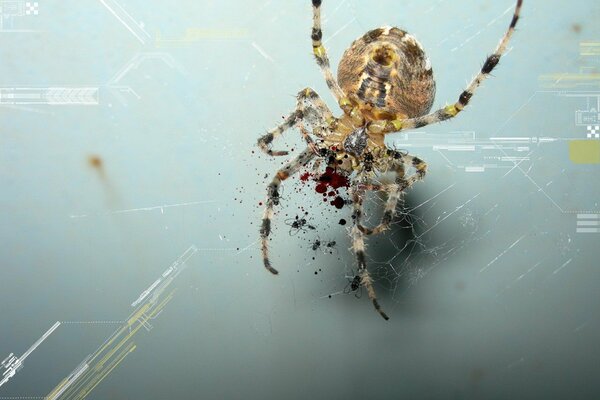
[1, 1, 599, 399]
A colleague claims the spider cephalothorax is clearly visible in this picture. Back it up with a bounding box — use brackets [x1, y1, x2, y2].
[258, 0, 523, 319]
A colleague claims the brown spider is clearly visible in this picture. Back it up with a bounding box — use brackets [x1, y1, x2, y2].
[258, 0, 523, 319]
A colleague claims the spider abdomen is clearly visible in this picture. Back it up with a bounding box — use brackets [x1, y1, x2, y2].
[337, 26, 436, 119]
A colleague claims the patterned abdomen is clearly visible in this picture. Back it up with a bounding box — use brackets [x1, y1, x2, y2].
[337, 26, 436, 119]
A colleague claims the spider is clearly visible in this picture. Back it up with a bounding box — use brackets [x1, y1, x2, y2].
[344, 274, 362, 298]
[285, 214, 316, 236]
[258, 0, 523, 319]
[311, 237, 336, 252]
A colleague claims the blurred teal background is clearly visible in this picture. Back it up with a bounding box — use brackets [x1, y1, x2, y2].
[1, 0, 600, 399]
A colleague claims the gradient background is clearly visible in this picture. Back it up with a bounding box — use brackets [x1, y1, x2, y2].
[1, 0, 599, 399]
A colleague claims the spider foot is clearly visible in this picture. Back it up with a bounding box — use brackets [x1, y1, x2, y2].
[264, 259, 279, 275]
[372, 299, 390, 320]
[268, 150, 289, 157]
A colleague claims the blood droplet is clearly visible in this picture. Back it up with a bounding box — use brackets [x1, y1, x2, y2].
[331, 196, 345, 209]
[300, 172, 311, 182]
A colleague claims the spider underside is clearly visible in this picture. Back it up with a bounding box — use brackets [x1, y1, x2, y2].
[258, 0, 523, 320]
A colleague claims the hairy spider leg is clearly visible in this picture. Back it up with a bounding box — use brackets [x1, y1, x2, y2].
[297, 89, 335, 155]
[310, 158, 322, 175]
[258, 88, 334, 156]
[376, 0, 524, 134]
[261, 148, 316, 274]
[358, 154, 428, 235]
[311, 0, 347, 104]
[350, 188, 389, 320]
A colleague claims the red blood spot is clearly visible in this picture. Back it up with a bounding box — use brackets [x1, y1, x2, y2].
[331, 196, 345, 209]
[258, 202, 263, 206]
[300, 172, 311, 182]
[313, 167, 349, 208]
[319, 167, 349, 190]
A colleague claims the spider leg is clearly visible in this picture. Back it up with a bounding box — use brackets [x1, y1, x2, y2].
[311, 158, 322, 175]
[261, 147, 316, 274]
[310, 0, 347, 104]
[257, 88, 334, 156]
[350, 187, 389, 320]
[258, 110, 302, 157]
[358, 153, 427, 236]
[372, 0, 523, 134]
